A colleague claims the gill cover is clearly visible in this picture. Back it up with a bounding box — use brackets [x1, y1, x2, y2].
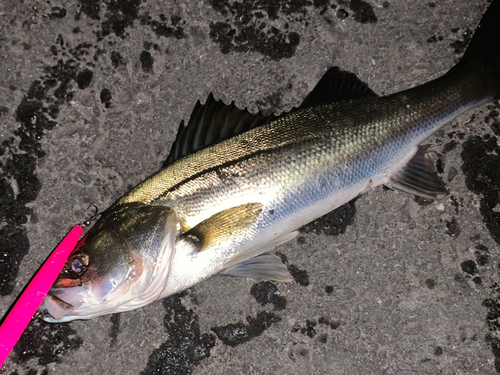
[39, 203, 178, 322]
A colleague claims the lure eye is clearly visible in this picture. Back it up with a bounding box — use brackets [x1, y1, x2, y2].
[69, 254, 89, 274]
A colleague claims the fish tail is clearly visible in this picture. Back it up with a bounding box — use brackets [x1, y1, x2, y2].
[459, 0, 500, 100]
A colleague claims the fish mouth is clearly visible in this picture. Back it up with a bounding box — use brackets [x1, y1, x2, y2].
[39, 292, 75, 321]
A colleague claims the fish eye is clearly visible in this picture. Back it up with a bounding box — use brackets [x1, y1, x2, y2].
[71, 258, 84, 273]
[70, 254, 89, 274]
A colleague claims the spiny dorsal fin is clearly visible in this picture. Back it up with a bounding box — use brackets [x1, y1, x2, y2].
[183, 203, 264, 253]
[387, 145, 447, 199]
[163, 68, 375, 167]
[163, 94, 276, 167]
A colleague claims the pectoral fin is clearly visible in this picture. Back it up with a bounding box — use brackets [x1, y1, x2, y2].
[183, 203, 264, 252]
[387, 145, 447, 199]
[220, 253, 293, 282]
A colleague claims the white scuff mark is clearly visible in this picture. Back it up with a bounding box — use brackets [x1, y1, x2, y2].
[10, 178, 19, 200]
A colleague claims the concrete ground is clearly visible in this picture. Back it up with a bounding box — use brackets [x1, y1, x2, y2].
[1, 0, 500, 374]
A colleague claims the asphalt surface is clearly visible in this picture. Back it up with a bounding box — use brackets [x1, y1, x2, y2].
[1, 0, 500, 374]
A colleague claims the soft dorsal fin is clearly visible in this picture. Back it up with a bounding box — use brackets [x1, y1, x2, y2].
[297, 67, 377, 110]
[163, 68, 376, 167]
[163, 94, 276, 167]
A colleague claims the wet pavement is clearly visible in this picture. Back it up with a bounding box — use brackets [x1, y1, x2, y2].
[1, 0, 500, 374]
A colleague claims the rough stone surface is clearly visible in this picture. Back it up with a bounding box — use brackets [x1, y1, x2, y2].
[1, 0, 499, 374]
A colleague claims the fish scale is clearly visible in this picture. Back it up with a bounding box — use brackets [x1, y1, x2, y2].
[146, 66, 488, 232]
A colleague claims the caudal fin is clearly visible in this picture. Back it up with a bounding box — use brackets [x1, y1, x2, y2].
[460, 0, 500, 99]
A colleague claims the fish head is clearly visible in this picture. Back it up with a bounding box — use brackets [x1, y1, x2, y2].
[39, 203, 179, 322]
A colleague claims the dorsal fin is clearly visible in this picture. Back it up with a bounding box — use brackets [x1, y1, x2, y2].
[297, 67, 377, 110]
[163, 67, 376, 167]
[163, 94, 276, 167]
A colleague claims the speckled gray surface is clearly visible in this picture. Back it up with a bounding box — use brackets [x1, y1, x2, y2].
[1, 0, 500, 374]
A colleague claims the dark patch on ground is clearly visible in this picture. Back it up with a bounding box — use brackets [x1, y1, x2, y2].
[292, 319, 316, 338]
[460, 260, 478, 275]
[276, 252, 310, 286]
[425, 278, 436, 289]
[0, 55, 93, 295]
[461, 136, 500, 246]
[140, 13, 185, 39]
[325, 285, 334, 294]
[140, 51, 154, 73]
[100, 88, 112, 108]
[436, 157, 444, 174]
[486, 333, 500, 373]
[434, 346, 443, 356]
[427, 35, 443, 43]
[445, 217, 461, 237]
[300, 199, 356, 236]
[318, 316, 340, 330]
[76, 69, 93, 89]
[414, 196, 434, 206]
[208, 0, 340, 60]
[289, 264, 309, 286]
[250, 281, 287, 310]
[475, 244, 490, 266]
[211, 311, 281, 347]
[142, 293, 215, 375]
[12, 319, 82, 366]
[100, 0, 142, 38]
[110, 51, 125, 68]
[0, 106, 9, 117]
[443, 140, 457, 153]
[49, 7, 67, 19]
[449, 195, 460, 213]
[450, 27, 472, 55]
[292, 317, 339, 339]
[209, 22, 299, 61]
[109, 314, 121, 346]
[337, 8, 349, 20]
[484, 289, 500, 373]
[485, 104, 500, 137]
[348, 0, 377, 24]
[78, 0, 101, 20]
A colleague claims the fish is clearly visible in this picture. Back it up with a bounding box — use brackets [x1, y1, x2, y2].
[39, 0, 500, 322]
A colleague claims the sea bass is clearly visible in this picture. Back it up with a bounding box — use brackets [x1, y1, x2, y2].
[40, 1, 500, 322]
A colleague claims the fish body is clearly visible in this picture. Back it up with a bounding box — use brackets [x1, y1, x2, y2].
[123, 63, 489, 297]
[40, 0, 500, 322]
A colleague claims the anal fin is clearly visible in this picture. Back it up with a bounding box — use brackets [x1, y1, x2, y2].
[386, 145, 447, 199]
[220, 253, 293, 282]
[220, 231, 298, 281]
[224, 231, 298, 269]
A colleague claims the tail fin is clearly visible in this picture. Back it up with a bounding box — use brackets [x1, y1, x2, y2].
[460, 0, 500, 99]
